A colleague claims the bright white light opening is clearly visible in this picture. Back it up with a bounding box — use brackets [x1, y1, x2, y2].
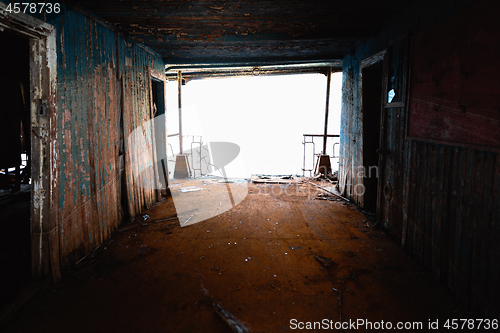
[166, 73, 342, 178]
[4, 153, 28, 173]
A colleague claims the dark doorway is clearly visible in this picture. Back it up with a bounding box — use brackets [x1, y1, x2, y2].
[151, 76, 168, 188]
[361, 62, 383, 213]
[0, 30, 32, 307]
[151, 78, 165, 117]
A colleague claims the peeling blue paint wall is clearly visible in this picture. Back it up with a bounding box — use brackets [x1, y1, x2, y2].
[0, 1, 165, 268]
[52, 6, 164, 267]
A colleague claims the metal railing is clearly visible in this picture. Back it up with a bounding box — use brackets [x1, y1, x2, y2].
[302, 134, 340, 177]
[168, 134, 214, 178]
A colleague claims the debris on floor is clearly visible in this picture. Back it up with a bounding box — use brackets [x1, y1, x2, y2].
[250, 174, 295, 184]
[148, 214, 178, 224]
[1, 180, 471, 333]
[314, 255, 336, 268]
[217, 179, 234, 183]
[308, 181, 349, 202]
[213, 303, 250, 333]
[179, 186, 204, 193]
[314, 193, 337, 201]
[310, 170, 338, 182]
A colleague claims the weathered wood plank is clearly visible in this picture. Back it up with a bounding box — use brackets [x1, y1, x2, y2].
[415, 141, 425, 263]
[25, 3, 165, 272]
[431, 144, 442, 280]
[458, 150, 473, 309]
[469, 150, 483, 312]
[439, 145, 451, 283]
[489, 154, 500, 316]
[423, 143, 433, 269]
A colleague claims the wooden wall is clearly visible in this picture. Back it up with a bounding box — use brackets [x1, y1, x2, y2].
[50, 6, 164, 269]
[0, 1, 166, 274]
[340, 0, 499, 316]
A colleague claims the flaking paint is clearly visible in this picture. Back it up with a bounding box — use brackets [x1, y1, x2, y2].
[1, 1, 166, 270]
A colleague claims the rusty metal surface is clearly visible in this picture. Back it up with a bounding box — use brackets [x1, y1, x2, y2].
[76, 0, 418, 64]
[44, 5, 165, 268]
[164, 61, 342, 81]
[339, 0, 499, 316]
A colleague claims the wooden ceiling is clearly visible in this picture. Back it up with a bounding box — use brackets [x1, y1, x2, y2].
[77, 0, 419, 65]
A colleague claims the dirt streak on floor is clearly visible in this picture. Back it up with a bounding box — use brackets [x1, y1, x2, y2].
[4, 179, 467, 332]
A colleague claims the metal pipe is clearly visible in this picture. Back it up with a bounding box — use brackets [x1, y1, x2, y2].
[177, 71, 183, 154]
[303, 134, 339, 138]
[302, 135, 315, 177]
[189, 135, 203, 178]
[322, 68, 332, 155]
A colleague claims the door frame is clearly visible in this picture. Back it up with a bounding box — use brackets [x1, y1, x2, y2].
[0, 4, 60, 281]
[360, 50, 387, 215]
[378, 34, 411, 233]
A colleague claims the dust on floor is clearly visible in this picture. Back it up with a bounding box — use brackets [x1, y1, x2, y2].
[3, 179, 468, 332]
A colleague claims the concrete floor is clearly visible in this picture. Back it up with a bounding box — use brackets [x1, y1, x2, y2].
[3, 179, 468, 332]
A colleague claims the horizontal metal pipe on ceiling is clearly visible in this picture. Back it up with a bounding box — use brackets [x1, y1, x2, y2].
[164, 61, 342, 81]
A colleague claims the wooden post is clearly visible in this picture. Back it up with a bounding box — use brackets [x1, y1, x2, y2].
[177, 71, 183, 154]
[322, 68, 332, 155]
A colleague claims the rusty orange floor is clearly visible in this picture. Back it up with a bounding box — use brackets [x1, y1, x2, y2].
[4, 180, 468, 332]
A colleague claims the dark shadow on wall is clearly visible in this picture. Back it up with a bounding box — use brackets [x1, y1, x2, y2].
[0, 30, 32, 308]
